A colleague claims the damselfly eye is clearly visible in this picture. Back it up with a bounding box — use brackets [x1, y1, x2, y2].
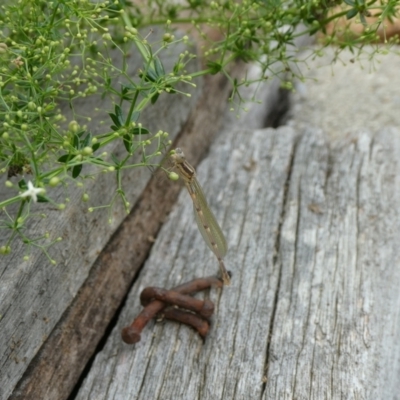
[173, 148, 185, 160]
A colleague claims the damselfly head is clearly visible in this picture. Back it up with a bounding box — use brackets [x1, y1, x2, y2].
[170, 148, 186, 163]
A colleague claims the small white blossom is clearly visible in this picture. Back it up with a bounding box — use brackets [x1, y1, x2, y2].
[20, 181, 45, 203]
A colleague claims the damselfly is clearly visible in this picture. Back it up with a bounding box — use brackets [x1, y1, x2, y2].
[170, 148, 230, 285]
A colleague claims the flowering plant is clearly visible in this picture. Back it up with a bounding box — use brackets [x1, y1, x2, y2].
[0, 0, 397, 261]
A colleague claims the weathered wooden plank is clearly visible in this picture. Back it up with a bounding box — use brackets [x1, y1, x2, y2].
[265, 128, 400, 399]
[7, 70, 237, 400]
[271, 47, 400, 397]
[6, 56, 286, 398]
[74, 125, 297, 399]
[0, 30, 201, 400]
[75, 125, 400, 399]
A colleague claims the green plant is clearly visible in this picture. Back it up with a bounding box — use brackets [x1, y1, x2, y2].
[0, 0, 398, 261]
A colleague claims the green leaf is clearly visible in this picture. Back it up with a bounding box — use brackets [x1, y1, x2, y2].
[123, 134, 132, 153]
[130, 111, 140, 123]
[346, 8, 358, 19]
[73, 133, 80, 149]
[18, 179, 27, 190]
[154, 57, 165, 77]
[111, 153, 120, 165]
[121, 84, 129, 96]
[57, 154, 73, 163]
[206, 61, 222, 75]
[114, 104, 124, 123]
[92, 143, 100, 152]
[343, 0, 355, 6]
[143, 66, 158, 82]
[151, 92, 160, 104]
[132, 127, 150, 135]
[37, 195, 49, 203]
[109, 113, 121, 128]
[72, 164, 82, 178]
[120, 84, 137, 100]
[82, 132, 92, 147]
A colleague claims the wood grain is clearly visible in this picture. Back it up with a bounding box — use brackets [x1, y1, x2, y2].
[8, 61, 263, 399]
[266, 128, 400, 399]
[74, 126, 400, 399]
[73, 125, 297, 399]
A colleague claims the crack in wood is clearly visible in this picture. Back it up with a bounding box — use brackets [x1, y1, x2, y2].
[261, 137, 298, 397]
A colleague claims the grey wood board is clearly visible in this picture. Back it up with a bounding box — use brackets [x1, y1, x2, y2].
[8, 70, 243, 400]
[265, 128, 400, 399]
[0, 31, 201, 399]
[76, 127, 400, 399]
[74, 125, 297, 399]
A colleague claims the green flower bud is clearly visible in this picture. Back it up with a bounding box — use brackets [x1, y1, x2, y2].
[168, 172, 179, 181]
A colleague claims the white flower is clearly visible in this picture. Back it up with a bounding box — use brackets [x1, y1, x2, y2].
[20, 181, 45, 203]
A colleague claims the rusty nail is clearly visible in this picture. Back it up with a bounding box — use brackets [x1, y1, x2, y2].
[140, 287, 214, 318]
[121, 302, 164, 344]
[121, 276, 222, 344]
[162, 308, 210, 339]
